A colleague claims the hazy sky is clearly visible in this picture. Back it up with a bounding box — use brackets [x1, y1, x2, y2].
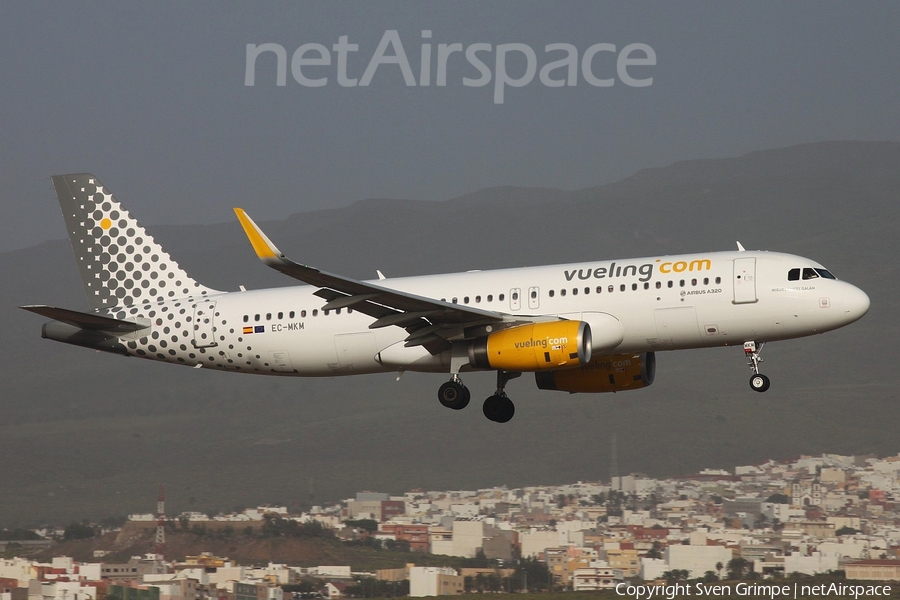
[1, 2, 897, 252]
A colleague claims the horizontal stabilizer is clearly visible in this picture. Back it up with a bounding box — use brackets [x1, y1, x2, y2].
[20, 305, 150, 333]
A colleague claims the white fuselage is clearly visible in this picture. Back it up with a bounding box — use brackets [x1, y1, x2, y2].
[114, 250, 869, 377]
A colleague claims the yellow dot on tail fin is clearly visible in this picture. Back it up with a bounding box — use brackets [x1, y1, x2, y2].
[100, 218, 112, 230]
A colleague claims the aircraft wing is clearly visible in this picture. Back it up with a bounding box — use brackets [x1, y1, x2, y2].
[234, 209, 516, 351]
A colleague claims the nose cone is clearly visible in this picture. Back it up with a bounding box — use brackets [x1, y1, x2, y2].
[840, 284, 870, 325]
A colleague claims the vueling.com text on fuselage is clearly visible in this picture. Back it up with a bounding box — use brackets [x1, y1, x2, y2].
[563, 258, 712, 283]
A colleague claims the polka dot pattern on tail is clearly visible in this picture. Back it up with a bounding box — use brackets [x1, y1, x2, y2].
[51, 173, 218, 311]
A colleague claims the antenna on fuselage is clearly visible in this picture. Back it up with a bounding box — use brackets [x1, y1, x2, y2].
[736, 241, 746, 252]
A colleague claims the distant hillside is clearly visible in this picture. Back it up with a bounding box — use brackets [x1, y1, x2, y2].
[34, 523, 467, 570]
[3, 141, 899, 526]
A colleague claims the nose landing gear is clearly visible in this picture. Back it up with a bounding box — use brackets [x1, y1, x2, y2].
[744, 341, 770, 392]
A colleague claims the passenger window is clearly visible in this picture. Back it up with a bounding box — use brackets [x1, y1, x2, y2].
[644, 283, 650, 290]
[620, 284, 626, 292]
[608, 285, 614, 293]
[312, 309, 318, 316]
[655, 282, 661, 289]
[254, 314, 260, 322]
[679, 280, 685, 287]
[511, 292, 518, 301]
[336, 308, 341, 314]
[324, 309, 330, 315]
[266, 313, 272, 320]
[301, 310, 307, 317]
[289, 311, 295, 319]
[572, 288, 578, 295]
[691, 279, 697, 286]
[475, 295, 481, 303]
[549, 290, 555, 297]
[499, 294, 505, 301]
[584, 287, 590, 295]
[560, 289, 566, 296]
[632, 283, 637, 291]
[530, 290, 537, 299]
[452, 297, 458, 304]
[464, 296, 470, 303]
[278, 312, 283, 319]
[788, 268, 800, 281]
[715, 277, 721, 284]
[487, 295, 493, 302]
[596, 286, 603, 294]
[802, 268, 819, 280]
[703, 278, 709, 285]
[243, 315, 249, 323]
[667, 281, 673, 288]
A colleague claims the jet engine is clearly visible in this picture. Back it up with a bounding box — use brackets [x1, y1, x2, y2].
[534, 352, 656, 393]
[468, 321, 591, 372]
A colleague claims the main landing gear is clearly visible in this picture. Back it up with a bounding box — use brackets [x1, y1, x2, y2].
[744, 341, 770, 392]
[438, 375, 470, 410]
[437, 371, 521, 423]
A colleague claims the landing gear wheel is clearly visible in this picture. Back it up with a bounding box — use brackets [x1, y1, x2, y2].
[483, 394, 515, 423]
[749, 374, 770, 393]
[743, 341, 770, 393]
[438, 380, 470, 410]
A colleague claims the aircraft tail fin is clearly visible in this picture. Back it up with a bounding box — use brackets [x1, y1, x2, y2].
[51, 174, 219, 311]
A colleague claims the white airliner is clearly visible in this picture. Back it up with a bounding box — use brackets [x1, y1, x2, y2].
[23, 174, 870, 422]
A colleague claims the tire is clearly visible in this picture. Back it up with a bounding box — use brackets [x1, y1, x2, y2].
[749, 374, 771, 393]
[438, 381, 470, 410]
[483, 394, 515, 423]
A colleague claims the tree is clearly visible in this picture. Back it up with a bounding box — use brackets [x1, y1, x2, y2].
[384, 538, 411, 552]
[473, 573, 486, 593]
[646, 541, 664, 560]
[766, 493, 790, 504]
[662, 569, 690, 583]
[727, 557, 751, 580]
[703, 570, 719, 582]
[63, 522, 96, 540]
[344, 518, 378, 533]
[606, 490, 624, 517]
[515, 557, 552, 592]
[0, 529, 41, 541]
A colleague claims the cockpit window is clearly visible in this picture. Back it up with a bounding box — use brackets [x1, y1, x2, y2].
[788, 268, 837, 281]
[789, 267, 836, 281]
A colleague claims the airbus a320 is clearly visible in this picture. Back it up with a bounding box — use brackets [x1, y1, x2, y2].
[23, 174, 870, 422]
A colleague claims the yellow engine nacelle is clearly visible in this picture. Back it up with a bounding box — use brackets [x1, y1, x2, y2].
[534, 352, 656, 393]
[468, 321, 592, 372]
